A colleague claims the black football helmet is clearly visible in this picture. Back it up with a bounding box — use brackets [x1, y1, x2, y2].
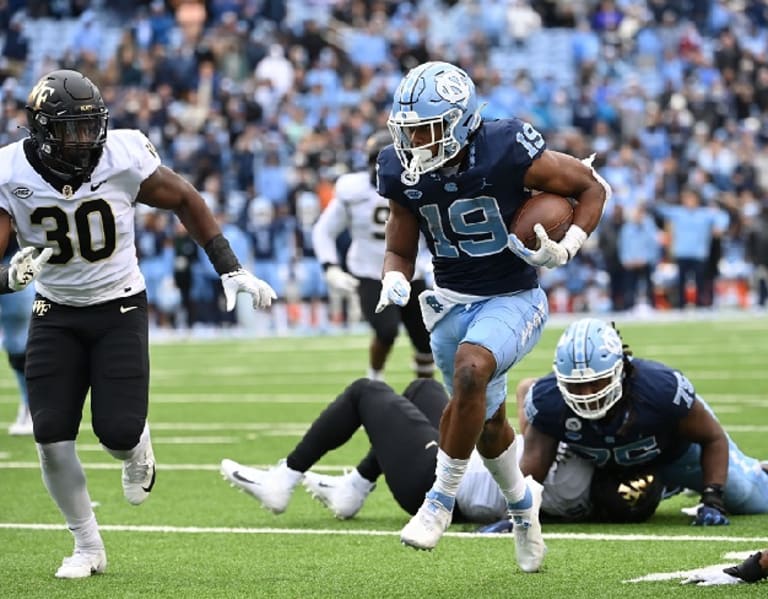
[26, 69, 108, 180]
[365, 130, 392, 185]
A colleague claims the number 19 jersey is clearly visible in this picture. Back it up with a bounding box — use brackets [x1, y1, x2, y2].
[0, 129, 161, 306]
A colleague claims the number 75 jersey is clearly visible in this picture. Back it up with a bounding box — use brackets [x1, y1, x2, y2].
[0, 129, 160, 306]
[376, 118, 545, 296]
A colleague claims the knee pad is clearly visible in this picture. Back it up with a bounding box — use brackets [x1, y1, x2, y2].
[33, 409, 79, 444]
[94, 416, 145, 451]
[7, 352, 25, 375]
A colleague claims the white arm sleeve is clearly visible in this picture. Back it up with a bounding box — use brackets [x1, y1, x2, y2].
[311, 198, 348, 266]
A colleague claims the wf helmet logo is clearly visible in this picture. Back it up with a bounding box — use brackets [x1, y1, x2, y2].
[28, 80, 56, 110]
[618, 474, 655, 506]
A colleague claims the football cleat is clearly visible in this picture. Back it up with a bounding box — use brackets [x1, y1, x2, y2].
[220, 458, 302, 514]
[122, 442, 156, 505]
[302, 470, 375, 520]
[55, 548, 107, 579]
[400, 498, 452, 551]
[8, 404, 33, 436]
[509, 476, 546, 573]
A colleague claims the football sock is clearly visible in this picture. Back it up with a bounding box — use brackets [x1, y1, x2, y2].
[355, 449, 381, 483]
[481, 438, 527, 505]
[367, 368, 384, 381]
[37, 441, 98, 537]
[430, 449, 469, 510]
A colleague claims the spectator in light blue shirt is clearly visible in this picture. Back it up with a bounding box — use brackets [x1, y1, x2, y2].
[618, 204, 661, 310]
[655, 187, 726, 307]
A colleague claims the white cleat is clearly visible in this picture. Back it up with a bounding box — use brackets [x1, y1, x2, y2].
[400, 498, 452, 551]
[509, 476, 546, 573]
[55, 549, 107, 579]
[8, 404, 33, 436]
[122, 443, 156, 505]
[302, 470, 375, 520]
[220, 458, 302, 514]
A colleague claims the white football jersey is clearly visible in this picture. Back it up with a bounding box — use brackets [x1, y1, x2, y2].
[312, 172, 387, 280]
[0, 129, 161, 306]
[313, 171, 430, 281]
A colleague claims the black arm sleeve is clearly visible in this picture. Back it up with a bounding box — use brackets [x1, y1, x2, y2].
[203, 234, 242, 276]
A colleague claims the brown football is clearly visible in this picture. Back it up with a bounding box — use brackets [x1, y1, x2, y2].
[509, 192, 574, 250]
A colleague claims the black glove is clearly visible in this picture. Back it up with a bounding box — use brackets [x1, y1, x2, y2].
[724, 552, 767, 583]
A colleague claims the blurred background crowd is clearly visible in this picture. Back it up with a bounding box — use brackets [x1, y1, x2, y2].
[1, 0, 767, 333]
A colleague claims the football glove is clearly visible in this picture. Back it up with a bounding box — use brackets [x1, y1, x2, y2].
[724, 552, 768, 583]
[508, 224, 569, 269]
[324, 265, 358, 294]
[691, 484, 729, 526]
[220, 268, 277, 311]
[8, 246, 53, 291]
[374, 271, 410, 313]
[681, 568, 743, 586]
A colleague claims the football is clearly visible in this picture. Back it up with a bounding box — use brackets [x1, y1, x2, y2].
[509, 192, 574, 250]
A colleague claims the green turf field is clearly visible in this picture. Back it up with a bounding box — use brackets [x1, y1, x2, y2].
[1, 316, 767, 598]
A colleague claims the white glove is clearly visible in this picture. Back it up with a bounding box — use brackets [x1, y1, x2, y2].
[681, 567, 743, 586]
[508, 224, 587, 269]
[220, 268, 277, 311]
[375, 271, 410, 313]
[325, 265, 358, 294]
[8, 246, 53, 291]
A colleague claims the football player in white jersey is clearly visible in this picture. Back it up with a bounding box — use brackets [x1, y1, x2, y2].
[312, 131, 433, 380]
[0, 69, 276, 579]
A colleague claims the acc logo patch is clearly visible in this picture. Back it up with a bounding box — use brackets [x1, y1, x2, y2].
[404, 189, 423, 200]
[12, 187, 32, 199]
[434, 70, 471, 106]
[565, 418, 582, 432]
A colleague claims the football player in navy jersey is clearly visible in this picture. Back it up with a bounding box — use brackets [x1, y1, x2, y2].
[375, 60, 611, 568]
[0, 70, 276, 579]
[518, 317, 768, 528]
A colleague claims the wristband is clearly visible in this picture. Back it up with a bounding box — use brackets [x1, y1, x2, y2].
[203, 234, 241, 275]
[560, 224, 587, 260]
[701, 484, 726, 513]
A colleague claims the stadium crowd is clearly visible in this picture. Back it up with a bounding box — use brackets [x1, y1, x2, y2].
[1, 0, 767, 332]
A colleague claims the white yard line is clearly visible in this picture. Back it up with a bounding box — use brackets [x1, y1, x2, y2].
[0, 522, 767, 543]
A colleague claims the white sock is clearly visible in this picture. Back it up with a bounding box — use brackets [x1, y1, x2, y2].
[367, 368, 384, 381]
[70, 513, 104, 552]
[277, 460, 303, 488]
[432, 448, 469, 499]
[349, 468, 375, 493]
[481, 438, 527, 504]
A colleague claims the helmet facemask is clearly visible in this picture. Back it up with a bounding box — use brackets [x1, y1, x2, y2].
[35, 112, 108, 179]
[387, 107, 465, 182]
[555, 358, 624, 420]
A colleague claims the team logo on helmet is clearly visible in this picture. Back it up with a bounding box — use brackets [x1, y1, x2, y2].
[434, 70, 471, 107]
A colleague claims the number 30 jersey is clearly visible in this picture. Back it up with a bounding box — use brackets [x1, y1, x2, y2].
[377, 118, 545, 296]
[0, 129, 161, 306]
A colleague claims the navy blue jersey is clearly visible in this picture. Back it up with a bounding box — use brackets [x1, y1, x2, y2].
[524, 359, 697, 470]
[377, 118, 545, 295]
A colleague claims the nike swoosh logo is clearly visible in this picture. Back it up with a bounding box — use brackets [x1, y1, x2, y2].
[232, 471, 257, 485]
[142, 466, 156, 493]
[424, 440, 438, 450]
[120, 305, 139, 314]
[317, 481, 332, 488]
[90, 180, 107, 191]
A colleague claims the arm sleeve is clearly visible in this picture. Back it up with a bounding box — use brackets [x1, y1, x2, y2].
[311, 198, 347, 266]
